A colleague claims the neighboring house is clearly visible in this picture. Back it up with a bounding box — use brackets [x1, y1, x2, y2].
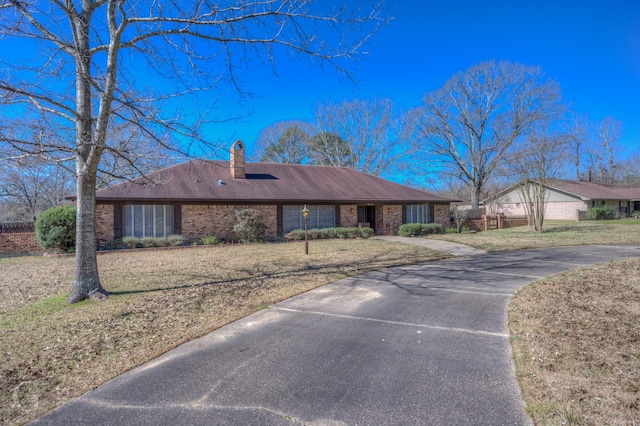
[487, 179, 640, 220]
[82, 141, 455, 247]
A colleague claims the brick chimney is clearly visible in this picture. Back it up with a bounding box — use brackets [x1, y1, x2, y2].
[230, 140, 246, 179]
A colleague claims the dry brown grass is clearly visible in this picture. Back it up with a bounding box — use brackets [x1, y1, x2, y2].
[0, 239, 446, 425]
[509, 259, 640, 425]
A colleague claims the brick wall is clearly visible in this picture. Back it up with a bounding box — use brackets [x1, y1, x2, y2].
[0, 232, 42, 255]
[182, 204, 277, 241]
[542, 201, 587, 220]
[433, 204, 451, 228]
[96, 204, 114, 247]
[502, 217, 529, 228]
[339, 205, 358, 228]
[381, 204, 402, 235]
[498, 201, 587, 220]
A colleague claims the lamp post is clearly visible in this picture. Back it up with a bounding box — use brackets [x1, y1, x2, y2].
[302, 205, 310, 255]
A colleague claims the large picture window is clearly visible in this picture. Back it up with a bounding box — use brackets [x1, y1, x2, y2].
[282, 205, 335, 234]
[405, 204, 430, 224]
[123, 204, 174, 238]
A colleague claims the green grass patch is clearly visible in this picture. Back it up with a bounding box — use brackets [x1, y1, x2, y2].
[430, 219, 640, 251]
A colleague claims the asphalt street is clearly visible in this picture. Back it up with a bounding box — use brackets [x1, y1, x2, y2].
[33, 244, 640, 425]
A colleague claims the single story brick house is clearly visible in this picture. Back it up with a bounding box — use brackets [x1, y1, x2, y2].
[488, 179, 640, 220]
[84, 141, 455, 246]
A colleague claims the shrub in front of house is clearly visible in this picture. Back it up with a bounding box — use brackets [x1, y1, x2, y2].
[167, 234, 186, 246]
[588, 205, 617, 220]
[398, 223, 443, 237]
[122, 236, 139, 249]
[357, 227, 375, 238]
[234, 209, 267, 243]
[35, 205, 76, 252]
[140, 237, 156, 248]
[284, 227, 374, 241]
[284, 230, 306, 241]
[198, 235, 220, 245]
[153, 238, 168, 247]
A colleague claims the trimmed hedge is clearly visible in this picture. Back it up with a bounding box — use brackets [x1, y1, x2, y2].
[398, 223, 443, 237]
[588, 205, 617, 220]
[119, 235, 187, 249]
[284, 227, 374, 241]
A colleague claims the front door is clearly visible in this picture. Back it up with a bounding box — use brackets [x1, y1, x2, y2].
[357, 206, 375, 233]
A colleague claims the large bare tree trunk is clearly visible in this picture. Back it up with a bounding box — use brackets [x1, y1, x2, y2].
[67, 170, 108, 303]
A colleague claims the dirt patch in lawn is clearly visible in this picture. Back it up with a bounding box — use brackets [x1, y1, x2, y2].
[0, 239, 446, 425]
[509, 258, 640, 425]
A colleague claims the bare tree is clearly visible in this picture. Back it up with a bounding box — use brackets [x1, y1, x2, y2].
[562, 113, 591, 180]
[0, 0, 385, 303]
[413, 60, 564, 209]
[450, 204, 468, 233]
[0, 159, 74, 221]
[502, 132, 570, 231]
[307, 131, 353, 167]
[564, 114, 625, 184]
[595, 116, 622, 185]
[311, 98, 410, 176]
[254, 120, 312, 164]
[617, 149, 640, 187]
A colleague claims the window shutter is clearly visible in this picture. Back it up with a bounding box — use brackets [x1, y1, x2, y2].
[113, 203, 123, 239]
[174, 204, 182, 235]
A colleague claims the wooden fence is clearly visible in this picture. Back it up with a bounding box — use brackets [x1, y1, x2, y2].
[460, 215, 528, 231]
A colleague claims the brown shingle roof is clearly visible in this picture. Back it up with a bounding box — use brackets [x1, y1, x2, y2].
[549, 180, 640, 200]
[95, 160, 454, 204]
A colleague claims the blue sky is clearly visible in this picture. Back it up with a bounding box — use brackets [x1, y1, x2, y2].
[210, 0, 640, 159]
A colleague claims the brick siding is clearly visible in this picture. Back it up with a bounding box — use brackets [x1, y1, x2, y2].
[0, 232, 42, 255]
[498, 201, 588, 220]
[182, 204, 277, 241]
[433, 204, 451, 228]
[381, 204, 402, 235]
[96, 204, 114, 247]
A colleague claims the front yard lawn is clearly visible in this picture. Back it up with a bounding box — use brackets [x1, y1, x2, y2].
[0, 239, 446, 425]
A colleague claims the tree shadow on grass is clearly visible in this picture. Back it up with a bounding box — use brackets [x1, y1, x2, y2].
[107, 252, 441, 297]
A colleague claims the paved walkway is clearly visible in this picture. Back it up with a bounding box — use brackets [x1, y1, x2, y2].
[34, 244, 640, 425]
[374, 235, 487, 256]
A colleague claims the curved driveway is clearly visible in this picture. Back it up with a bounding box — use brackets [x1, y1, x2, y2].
[34, 244, 640, 425]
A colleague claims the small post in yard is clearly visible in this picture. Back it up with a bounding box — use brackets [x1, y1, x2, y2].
[302, 205, 310, 255]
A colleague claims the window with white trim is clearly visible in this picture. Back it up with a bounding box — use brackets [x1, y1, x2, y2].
[282, 205, 335, 234]
[405, 204, 430, 224]
[123, 204, 174, 238]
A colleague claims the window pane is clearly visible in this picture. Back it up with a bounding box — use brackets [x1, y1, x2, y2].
[123, 205, 133, 236]
[317, 205, 335, 228]
[282, 205, 336, 234]
[282, 205, 303, 234]
[155, 205, 164, 237]
[123, 204, 175, 238]
[144, 205, 154, 237]
[133, 205, 143, 237]
[406, 204, 430, 224]
[165, 206, 174, 236]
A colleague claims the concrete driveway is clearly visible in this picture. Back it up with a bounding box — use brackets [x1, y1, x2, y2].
[34, 244, 640, 425]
